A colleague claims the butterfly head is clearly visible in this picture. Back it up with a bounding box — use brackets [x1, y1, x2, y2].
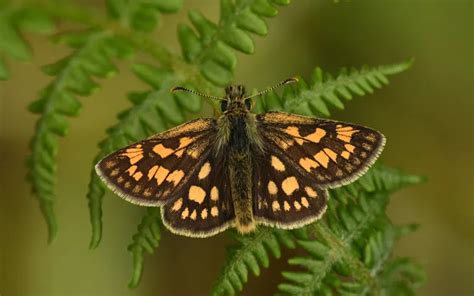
[221, 85, 251, 114]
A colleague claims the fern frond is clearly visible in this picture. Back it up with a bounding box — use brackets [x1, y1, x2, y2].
[254, 60, 413, 116]
[87, 64, 201, 248]
[127, 208, 161, 288]
[211, 228, 296, 296]
[0, 1, 54, 79]
[178, 0, 290, 86]
[278, 167, 424, 295]
[106, 0, 183, 32]
[26, 30, 133, 242]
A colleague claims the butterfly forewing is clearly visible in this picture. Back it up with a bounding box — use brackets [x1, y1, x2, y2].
[162, 153, 235, 237]
[95, 118, 217, 206]
[257, 112, 385, 189]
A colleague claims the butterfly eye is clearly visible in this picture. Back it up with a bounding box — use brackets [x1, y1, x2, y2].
[244, 98, 252, 110]
[220, 100, 228, 112]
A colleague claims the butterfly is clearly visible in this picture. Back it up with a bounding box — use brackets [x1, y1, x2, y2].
[95, 78, 385, 237]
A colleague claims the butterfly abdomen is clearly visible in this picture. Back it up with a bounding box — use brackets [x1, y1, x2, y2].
[227, 116, 256, 233]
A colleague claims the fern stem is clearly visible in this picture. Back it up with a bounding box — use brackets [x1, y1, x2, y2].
[313, 223, 379, 293]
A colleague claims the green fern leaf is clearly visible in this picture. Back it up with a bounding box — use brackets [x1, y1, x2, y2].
[127, 208, 162, 288]
[107, 0, 183, 32]
[178, 0, 290, 86]
[254, 60, 413, 116]
[0, 1, 54, 79]
[27, 30, 133, 242]
[87, 64, 201, 248]
[211, 228, 296, 296]
[277, 166, 424, 295]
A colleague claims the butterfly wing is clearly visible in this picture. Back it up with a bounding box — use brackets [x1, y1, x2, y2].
[161, 152, 235, 237]
[95, 118, 218, 206]
[257, 111, 386, 188]
[253, 150, 328, 228]
[253, 111, 385, 227]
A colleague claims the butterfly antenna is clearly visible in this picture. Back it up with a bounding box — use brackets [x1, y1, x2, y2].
[171, 86, 224, 101]
[244, 77, 299, 100]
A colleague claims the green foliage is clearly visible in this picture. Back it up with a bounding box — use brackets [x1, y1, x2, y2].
[277, 166, 425, 296]
[0, 1, 54, 79]
[254, 60, 413, 116]
[211, 228, 297, 296]
[128, 208, 162, 288]
[178, 0, 290, 86]
[5, 0, 425, 293]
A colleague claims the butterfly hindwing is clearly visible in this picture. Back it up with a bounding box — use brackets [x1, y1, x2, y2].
[253, 148, 328, 228]
[161, 153, 235, 237]
[257, 111, 386, 189]
[95, 118, 217, 206]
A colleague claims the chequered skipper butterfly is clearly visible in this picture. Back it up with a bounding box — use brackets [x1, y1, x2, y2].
[96, 78, 385, 237]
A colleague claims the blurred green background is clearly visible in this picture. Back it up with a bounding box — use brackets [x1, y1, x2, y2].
[1, 0, 473, 295]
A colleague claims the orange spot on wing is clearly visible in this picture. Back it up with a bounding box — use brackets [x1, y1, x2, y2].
[189, 185, 206, 204]
[155, 166, 170, 185]
[305, 128, 326, 143]
[345, 144, 356, 153]
[299, 157, 319, 172]
[133, 171, 143, 181]
[127, 165, 138, 176]
[153, 144, 174, 158]
[323, 148, 338, 162]
[166, 170, 184, 186]
[147, 165, 159, 180]
[282, 176, 299, 196]
[314, 151, 330, 168]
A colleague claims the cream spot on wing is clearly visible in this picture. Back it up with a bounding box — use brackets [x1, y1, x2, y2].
[155, 166, 170, 185]
[171, 198, 183, 211]
[133, 171, 143, 181]
[305, 128, 326, 143]
[124, 181, 131, 189]
[282, 176, 299, 196]
[166, 170, 184, 186]
[153, 144, 174, 158]
[323, 148, 338, 162]
[189, 185, 206, 204]
[299, 157, 319, 172]
[341, 151, 351, 159]
[294, 201, 302, 210]
[301, 197, 309, 208]
[104, 160, 116, 169]
[271, 155, 286, 171]
[181, 207, 189, 219]
[272, 200, 280, 211]
[127, 165, 138, 176]
[366, 133, 377, 142]
[314, 151, 330, 168]
[117, 176, 125, 183]
[345, 144, 356, 153]
[268, 181, 278, 195]
[362, 143, 372, 151]
[210, 186, 219, 201]
[190, 209, 197, 220]
[201, 208, 208, 219]
[147, 165, 159, 180]
[305, 186, 318, 198]
[143, 188, 152, 197]
[283, 201, 291, 211]
[198, 162, 211, 179]
[110, 168, 120, 177]
[132, 185, 141, 193]
[211, 206, 219, 217]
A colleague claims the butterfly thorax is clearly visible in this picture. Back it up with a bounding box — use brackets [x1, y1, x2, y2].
[215, 85, 263, 233]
